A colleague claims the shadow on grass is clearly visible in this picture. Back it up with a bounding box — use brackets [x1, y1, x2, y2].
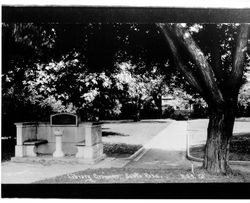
[190, 133, 250, 161]
[103, 142, 142, 158]
[102, 131, 130, 137]
[1, 138, 15, 162]
[102, 127, 110, 130]
[139, 120, 170, 124]
[99, 120, 134, 124]
[100, 120, 170, 124]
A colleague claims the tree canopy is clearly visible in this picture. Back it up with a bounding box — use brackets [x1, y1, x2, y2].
[2, 23, 250, 174]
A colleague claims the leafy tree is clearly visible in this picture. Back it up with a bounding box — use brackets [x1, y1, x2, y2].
[3, 22, 249, 174]
[3, 23, 176, 121]
[113, 61, 169, 120]
[238, 73, 250, 117]
[157, 23, 250, 174]
[2, 23, 58, 135]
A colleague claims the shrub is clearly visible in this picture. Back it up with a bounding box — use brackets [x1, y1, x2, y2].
[162, 105, 175, 118]
[237, 104, 250, 117]
[171, 110, 190, 120]
[190, 103, 208, 119]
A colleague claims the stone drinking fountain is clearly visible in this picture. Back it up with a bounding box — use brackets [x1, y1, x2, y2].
[12, 113, 106, 164]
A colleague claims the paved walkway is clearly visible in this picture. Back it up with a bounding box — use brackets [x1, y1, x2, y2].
[126, 121, 201, 169]
[1, 121, 191, 183]
[2, 120, 249, 183]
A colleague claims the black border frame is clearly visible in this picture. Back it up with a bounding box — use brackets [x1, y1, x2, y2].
[2, 6, 250, 23]
[2, 183, 250, 199]
[1, 5, 250, 199]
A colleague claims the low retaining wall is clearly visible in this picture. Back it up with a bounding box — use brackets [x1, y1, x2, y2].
[14, 121, 104, 159]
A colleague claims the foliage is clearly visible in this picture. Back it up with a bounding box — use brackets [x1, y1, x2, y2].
[103, 143, 142, 158]
[157, 23, 250, 173]
[2, 23, 250, 125]
[238, 78, 250, 117]
[2, 23, 174, 122]
[190, 99, 209, 118]
[162, 105, 175, 118]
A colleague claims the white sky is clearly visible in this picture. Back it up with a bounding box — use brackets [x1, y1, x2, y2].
[1, 0, 250, 8]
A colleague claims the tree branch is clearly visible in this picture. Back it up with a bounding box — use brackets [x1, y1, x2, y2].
[156, 23, 205, 96]
[228, 24, 250, 94]
[171, 24, 224, 106]
[206, 24, 224, 83]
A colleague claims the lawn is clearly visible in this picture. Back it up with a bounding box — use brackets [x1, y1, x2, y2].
[35, 167, 250, 183]
[190, 133, 250, 161]
[188, 119, 250, 161]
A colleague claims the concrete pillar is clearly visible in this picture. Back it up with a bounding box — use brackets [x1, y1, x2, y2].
[15, 123, 24, 146]
[53, 129, 65, 158]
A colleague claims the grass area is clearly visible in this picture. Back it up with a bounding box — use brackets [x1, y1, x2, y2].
[190, 133, 250, 161]
[103, 143, 142, 158]
[188, 119, 250, 161]
[35, 167, 250, 183]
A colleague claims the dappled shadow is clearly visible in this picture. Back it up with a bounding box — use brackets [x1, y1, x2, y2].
[99, 120, 134, 124]
[103, 142, 142, 158]
[102, 131, 130, 137]
[138, 120, 170, 124]
[102, 127, 110, 130]
[231, 133, 250, 156]
[190, 136, 250, 161]
[126, 148, 193, 170]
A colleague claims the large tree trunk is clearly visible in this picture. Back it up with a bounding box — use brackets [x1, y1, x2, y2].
[133, 96, 142, 121]
[158, 23, 249, 174]
[152, 92, 162, 118]
[203, 106, 235, 174]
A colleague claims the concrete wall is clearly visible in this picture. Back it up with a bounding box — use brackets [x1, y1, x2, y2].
[15, 123, 37, 145]
[15, 122, 102, 156]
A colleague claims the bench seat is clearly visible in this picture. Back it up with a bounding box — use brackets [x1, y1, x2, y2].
[76, 141, 86, 146]
[23, 139, 48, 146]
[20, 139, 48, 157]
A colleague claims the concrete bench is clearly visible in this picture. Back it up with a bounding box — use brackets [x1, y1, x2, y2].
[14, 120, 105, 164]
[23, 139, 48, 157]
[75, 139, 105, 163]
[75, 141, 86, 158]
[23, 139, 48, 146]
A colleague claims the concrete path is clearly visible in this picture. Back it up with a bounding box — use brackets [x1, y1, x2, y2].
[1, 120, 192, 183]
[3, 120, 249, 183]
[126, 121, 201, 169]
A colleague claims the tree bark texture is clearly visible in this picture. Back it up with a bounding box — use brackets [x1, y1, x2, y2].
[134, 96, 142, 121]
[228, 24, 250, 94]
[153, 91, 163, 118]
[204, 107, 235, 174]
[156, 23, 206, 97]
[157, 23, 250, 174]
[171, 24, 224, 106]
